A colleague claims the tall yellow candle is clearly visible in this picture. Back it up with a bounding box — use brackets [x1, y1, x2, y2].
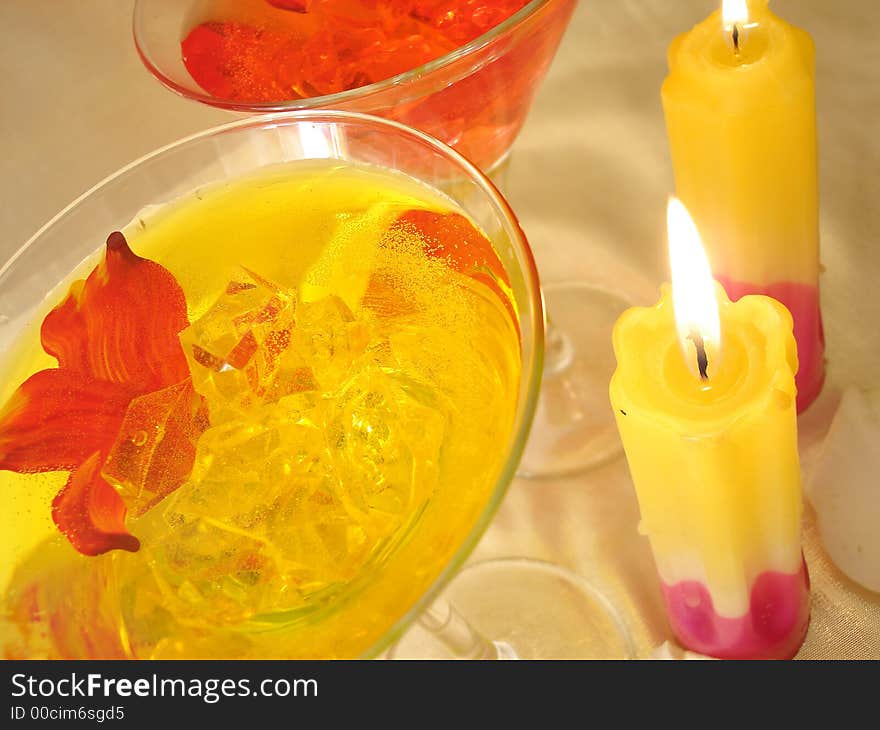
[662, 0, 824, 412]
[609, 199, 810, 660]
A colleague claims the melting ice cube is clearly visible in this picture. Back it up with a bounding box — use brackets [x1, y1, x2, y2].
[141, 253, 453, 623]
[286, 294, 370, 391]
[102, 380, 209, 517]
[179, 269, 300, 419]
[325, 362, 446, 516]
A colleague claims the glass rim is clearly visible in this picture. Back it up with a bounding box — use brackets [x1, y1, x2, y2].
[2, 109, 545, 658]
[132, 0, 555, 112]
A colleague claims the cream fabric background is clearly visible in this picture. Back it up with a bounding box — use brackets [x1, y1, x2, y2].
[1, 1, 878, 658]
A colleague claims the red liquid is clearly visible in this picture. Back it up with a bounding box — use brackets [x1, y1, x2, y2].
[661, 558, 810, 660]
[180, 0, 576, 169]
[182, 1, 529, 102]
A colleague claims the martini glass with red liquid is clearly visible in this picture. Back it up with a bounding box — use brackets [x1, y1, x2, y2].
[134, 0, 576, 174]
[135, 1, 627, 479]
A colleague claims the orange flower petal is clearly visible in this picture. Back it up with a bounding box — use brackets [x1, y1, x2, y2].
[41, 232, 191, 393]
[391, 210, 518, 330]
[51, 452, 140, 556]
[394, 209, 511, 286]
[1, 233, 202, 556]
[0, 369, 134, 473]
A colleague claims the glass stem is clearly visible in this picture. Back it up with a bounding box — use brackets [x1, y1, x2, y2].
[543, 317, 574, 377]
[419, 598, 518, 660]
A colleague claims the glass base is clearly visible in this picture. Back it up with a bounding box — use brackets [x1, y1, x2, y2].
[387, 558, 633, 659]
[518, 282, 633, 479]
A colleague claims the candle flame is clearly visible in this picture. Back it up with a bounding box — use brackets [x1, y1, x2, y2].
[722, 0, 749, 28]
[667, 197, 721, 379]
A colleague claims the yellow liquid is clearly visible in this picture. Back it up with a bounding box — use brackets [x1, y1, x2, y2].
[0, 161, 521, 658]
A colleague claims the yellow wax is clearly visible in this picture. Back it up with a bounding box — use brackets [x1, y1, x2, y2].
[662, 0, 819, 286]
[609, 283, 802, 617]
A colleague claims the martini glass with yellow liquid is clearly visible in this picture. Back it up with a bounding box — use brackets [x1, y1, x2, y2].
[0, 111, 542, 659]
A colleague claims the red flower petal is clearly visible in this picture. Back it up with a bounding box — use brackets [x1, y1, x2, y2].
[51, 452, 140, 556]
[41, 232, 191, 394]
[0, 369, 134, 473]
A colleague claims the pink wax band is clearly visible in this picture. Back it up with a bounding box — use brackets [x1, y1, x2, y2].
[661, 557, 810, 660]
[717, 277, 825, 412]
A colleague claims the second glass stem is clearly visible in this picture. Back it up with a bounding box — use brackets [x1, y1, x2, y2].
[419, 599, 517, 660]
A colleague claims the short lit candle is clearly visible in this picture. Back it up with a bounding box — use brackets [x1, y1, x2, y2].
[662, 0, 824, 412]
[609, 199, 810, 660]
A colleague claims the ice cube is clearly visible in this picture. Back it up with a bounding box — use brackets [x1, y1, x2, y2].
[187, 417, 282, 488]
[324, 362, 446, 516]
[134, 258, 455, 623]
[285, 294, 371, 391]
[179, 269, 297, 419]
[154, 507, 282, 625]
[411, 0, 525, 43]
[186, 270, 293, 357]
[150, 360, 441, 620]
[102, 380, 209, 516]
[149, 390, 378, 619]
[258, 362, 319, 404]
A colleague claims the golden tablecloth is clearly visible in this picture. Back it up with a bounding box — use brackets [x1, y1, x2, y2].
[1, 0, 878, 658]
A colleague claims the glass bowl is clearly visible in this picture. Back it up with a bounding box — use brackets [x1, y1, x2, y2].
[0, 110, 543, 658]
[133, 0, 576, 171]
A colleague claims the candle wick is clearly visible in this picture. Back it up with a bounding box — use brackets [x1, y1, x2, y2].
[732, 23, 741, 55]
[687, 329, 709, 380]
